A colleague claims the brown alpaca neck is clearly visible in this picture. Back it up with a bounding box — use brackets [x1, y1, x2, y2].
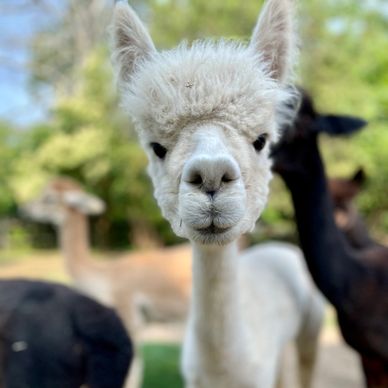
[59, 209, 92, 279]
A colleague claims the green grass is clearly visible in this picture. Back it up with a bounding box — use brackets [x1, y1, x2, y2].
[142, 343, 183, 388]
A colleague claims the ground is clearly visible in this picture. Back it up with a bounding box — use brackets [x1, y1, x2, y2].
[0, 249, 364, 388]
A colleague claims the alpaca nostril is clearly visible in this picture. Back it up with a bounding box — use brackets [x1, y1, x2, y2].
[221, 173, 235, 183]
[206, 190, 216, 198]
[189, 173, 203, 186]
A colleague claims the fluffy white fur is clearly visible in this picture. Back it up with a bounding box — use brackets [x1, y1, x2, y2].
[112, 1, 323, 387]
[112, 0, 298, 238]
[184, 242, 323, 388]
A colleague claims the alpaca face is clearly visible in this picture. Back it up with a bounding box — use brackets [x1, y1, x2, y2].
[145, 121, 274, 244]
[328, 170, 365, 230]
[113, 0, 297, 244]
[21, 178, 105, 225]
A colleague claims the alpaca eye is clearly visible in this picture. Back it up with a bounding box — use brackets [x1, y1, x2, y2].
[150, 142, 167, 159]
[253, 134, 268, 152]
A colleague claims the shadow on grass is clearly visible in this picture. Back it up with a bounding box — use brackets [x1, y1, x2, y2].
[142, 343, 184, 388]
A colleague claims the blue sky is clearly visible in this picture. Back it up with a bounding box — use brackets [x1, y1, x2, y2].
[0, 2, 60, 127]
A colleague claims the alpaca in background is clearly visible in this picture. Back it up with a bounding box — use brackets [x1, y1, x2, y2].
[112, 1, 324, 387]
[23, 176, 191, 388]
[0, 279, 132, 388]
[23, 177, 191, 326]
[329, 169, 372, 250]
[271, 89, 388, 387]
[329, 169, 388, 267]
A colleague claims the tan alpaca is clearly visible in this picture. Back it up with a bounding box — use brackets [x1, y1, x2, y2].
[23, 177, 191, 388]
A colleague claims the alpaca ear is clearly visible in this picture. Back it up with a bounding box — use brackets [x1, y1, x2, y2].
[315, 115, 368, 136]
[250, 0, 295, 82]
[63, 191, 106, 215]
[352, 168, 366, 186]
[112, 1, 156, 83]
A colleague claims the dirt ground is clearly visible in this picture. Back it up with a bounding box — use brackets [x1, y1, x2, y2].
[286, 327, 364, 388]
[0, 250, 364, 388]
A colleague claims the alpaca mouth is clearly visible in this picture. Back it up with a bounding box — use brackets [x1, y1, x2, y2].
[196, 223, 231, 235]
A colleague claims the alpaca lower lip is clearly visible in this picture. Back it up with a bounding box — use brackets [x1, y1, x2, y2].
[196, 224, 231, 235]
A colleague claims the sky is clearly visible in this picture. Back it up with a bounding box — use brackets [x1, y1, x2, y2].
[0, 0, 116, 128]
[0, 1, 62, 127]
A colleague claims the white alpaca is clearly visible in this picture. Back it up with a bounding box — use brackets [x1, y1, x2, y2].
[112, 1, 323, 387]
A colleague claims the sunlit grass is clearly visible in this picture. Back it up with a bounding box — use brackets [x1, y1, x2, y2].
[0, 249, 70, 283]
[142, 343, 183, 388]
[0, 248, 32, 265]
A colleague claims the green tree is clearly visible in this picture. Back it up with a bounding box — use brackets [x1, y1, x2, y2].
[9, 0, 388, 249]
[149, 0, 264, 47]
[13, 49, 178, 248]
[0, 122, 19, 215]
[299, 1, 388, 236]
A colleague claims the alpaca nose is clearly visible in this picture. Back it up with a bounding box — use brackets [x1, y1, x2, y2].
[182, 154, 240, 197]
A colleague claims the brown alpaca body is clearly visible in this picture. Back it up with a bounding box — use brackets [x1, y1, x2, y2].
[329, 172, 388, 268]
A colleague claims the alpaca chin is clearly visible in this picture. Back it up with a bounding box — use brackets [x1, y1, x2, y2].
[185, 224, 243, 246]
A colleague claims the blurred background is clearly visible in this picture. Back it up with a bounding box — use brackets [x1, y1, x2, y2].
[0, 1, 387, 387]
[1, 0, 388, 254]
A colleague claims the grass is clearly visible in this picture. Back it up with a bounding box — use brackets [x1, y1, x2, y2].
[0, 250, 70, 283]
[142, 343, 183, 388]
[0, 248, 32, 265]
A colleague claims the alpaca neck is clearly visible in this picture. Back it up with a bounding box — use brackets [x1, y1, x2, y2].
[190, 241, 247, 363]
[345, 212, 377, 250]
[282, 141, 361, 306]
[59, 209, 92, 279]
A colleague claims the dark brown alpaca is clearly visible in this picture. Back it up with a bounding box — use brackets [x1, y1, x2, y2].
[271, 90, 388, 387]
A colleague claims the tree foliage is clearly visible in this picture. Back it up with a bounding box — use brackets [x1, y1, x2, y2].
[1, 0, 388, 248]
[0, 123, 19, 214]
[298, 0, 388, 238]
[11, 48, 177, 247]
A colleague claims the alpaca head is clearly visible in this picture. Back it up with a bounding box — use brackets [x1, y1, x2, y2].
[328, 169, 366, 229]
[271, 89, 368, 178]
[21, 177, 105, 226]
[112, 0, 297, 245]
